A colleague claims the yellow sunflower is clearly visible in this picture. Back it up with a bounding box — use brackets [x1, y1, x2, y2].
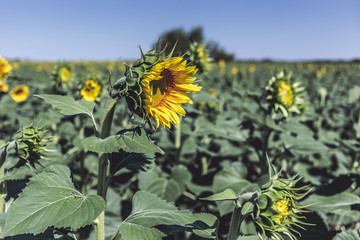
[10, 85, 30, 102]
[81, 80, 101, 101]
[277, 81, 294, 107]
[59, 67, 71, 82]
[0, 79, 9, 92]
[142, 57, 201, 128]
[0, 56, 12, 78]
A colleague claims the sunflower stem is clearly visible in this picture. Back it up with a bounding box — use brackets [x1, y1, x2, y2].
[95, 96, 117, 240]
[227, 203, 243, 240]
[175, 123, 181, 149]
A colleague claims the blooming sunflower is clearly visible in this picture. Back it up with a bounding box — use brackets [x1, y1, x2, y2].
[0, 56, 12, 78]
[142, 57, 201, 128]
[81, 80, 101, 101]
[266, 71, 305, 118]
[10, 85, 30, 102]
[0, 79, 9, 92]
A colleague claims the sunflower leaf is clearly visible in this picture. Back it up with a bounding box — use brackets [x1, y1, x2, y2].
[0, 164, 105, 237]
[118, 191, 218, 240]
[83, 128, 164, 154]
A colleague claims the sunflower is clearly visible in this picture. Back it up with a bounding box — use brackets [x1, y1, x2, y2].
[188, 42, 212, 73]
[0, 79, 9, 92]
[81, 80, 101, 101]
[10, 85, 30, 102]
[266, 71, 305, 118]
[59, 67, 71, 82]
[0, 56, 12, 78]
[142, 57, 201, 128]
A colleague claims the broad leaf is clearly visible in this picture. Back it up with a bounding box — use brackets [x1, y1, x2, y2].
[84, 128, 164, 154]
[35, 94, 97, 129]
[301, 192, 360, 212]
[0, 164, 105, 237]
[118, 191, 218, 240]
[201, 188, 237, 201]
[333, 229, 360, 240]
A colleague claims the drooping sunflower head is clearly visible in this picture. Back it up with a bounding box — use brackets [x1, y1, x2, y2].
[0, 56, 12, 78]
[188, 42, 213, 73]
[111, 44, 202, 129]
[0, 79, 9, 92]
[81, 79, 101, 101]
[254, 168, 314, 240]
[10, 85, 30, 102]
[266, 71, 305, 118]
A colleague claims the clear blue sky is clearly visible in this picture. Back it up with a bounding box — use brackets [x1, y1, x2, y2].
[2, 0, 360, 61]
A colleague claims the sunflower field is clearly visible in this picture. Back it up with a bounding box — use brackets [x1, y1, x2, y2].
[0, 46, 360, 240]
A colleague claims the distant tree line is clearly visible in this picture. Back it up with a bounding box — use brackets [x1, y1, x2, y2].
[154, 27, 234, 62]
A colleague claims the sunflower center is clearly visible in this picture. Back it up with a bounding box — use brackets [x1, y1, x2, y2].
[15, 88, 24, 95]
[150, 68, 174, 106]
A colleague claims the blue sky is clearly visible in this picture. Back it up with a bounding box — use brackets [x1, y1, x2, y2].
[2, 0, 360, 61]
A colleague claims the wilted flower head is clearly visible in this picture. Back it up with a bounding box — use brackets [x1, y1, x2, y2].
[16, 124, 51, 165]
[10, 85, 30, 102]
[111, 44, 201, 129]
[0, 56, 12, 78]
[188, 42, 212, 73]
[254, 169, 313, 240]
[81, 79, 101, 101]
[266, 71, 305, 118]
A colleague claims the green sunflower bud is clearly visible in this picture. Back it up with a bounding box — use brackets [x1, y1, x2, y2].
[266, 71, 305, 118]
[188, 42, 213, 73]
[15, 125, 51, 165]
[254, 170, 314, 240]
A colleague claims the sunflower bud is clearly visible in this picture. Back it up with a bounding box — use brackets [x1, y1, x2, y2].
[188, 42, 213, 73]
[254, 171, 313, 240]
[15, 125, 51, 165]
[111, 44, 201, 129]
[52, 63, 73, 90]
[266, 71, 305, 118]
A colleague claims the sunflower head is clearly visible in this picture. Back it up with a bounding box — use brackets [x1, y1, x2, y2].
[188, 42, 213, 73]
[266, 71, 305, 118]
[254, 168, 313, 240]
[52, 63, 73, 89]
[0, 56, 12, 78]
[10, 85, 30, 102]
[0, 79, 9, 92]
[81, 79, 101, 101]
[15, 124, 51, 165]
[111, 44, 201, 129]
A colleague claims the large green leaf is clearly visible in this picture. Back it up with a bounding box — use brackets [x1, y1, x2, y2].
[0, 164, 105, 237]
[333, 229, 360, 240]
[84, 128, 164, 154]
[301, 192, 360, 212]
[35, 94, 97, 129]
[201, 188, 237, 201]
[118, 191, 218, 240]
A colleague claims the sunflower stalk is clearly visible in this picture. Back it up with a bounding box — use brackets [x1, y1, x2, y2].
[94, 96, 118, 240]
[0, 141, 17, 213]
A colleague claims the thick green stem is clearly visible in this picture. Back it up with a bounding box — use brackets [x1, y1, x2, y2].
[95, 96, 118, 240]
[94, 211, 105, 240]
[227, 203, 242, 240]
[175, 123, 181, 149]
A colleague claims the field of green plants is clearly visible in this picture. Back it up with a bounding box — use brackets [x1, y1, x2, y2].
[1, 48, 360, 240]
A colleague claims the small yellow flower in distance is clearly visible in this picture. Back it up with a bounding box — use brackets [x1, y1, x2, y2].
[208, 88, 216, 98]
[10, 85, 30, 102]
[81, 80, 101, 101]
[218, 59, 226, 68]
[249, 64, 256, 73]
[142, 57, 201, 128]
[231, 67, 238, 75]
[0, 56, 12, 78]
[36, 65, 43, 72]
[59, 67, 71, 82]
[0, 79, 9, 92]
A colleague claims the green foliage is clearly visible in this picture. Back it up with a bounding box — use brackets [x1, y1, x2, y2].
[117, 191, 218, 240]
[0, 164, 105, 237]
